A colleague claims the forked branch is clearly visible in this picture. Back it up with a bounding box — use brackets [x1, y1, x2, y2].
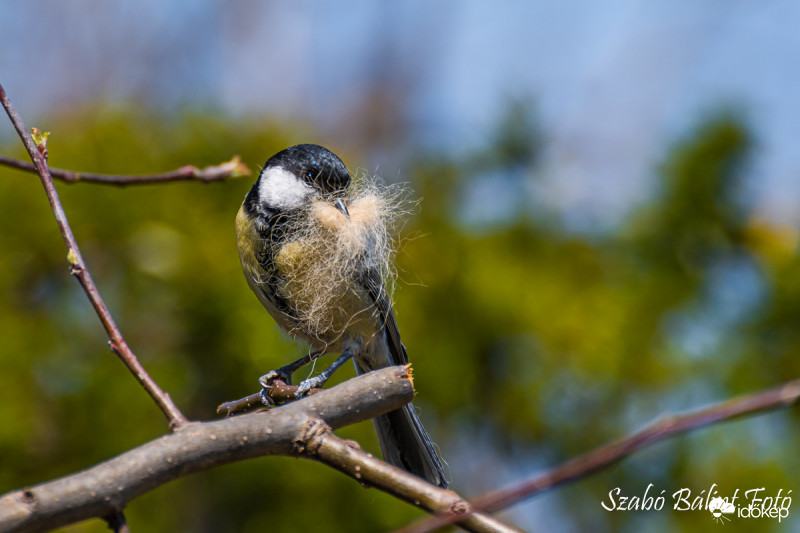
[0, 367, 518, 533]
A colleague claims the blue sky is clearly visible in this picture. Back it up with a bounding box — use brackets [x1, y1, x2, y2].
[3, 0, 800, 229]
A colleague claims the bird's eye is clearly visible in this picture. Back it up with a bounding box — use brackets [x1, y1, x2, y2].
[304, 171, 314, 180]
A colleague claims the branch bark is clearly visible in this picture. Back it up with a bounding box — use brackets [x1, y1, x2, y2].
[0, 82, 188, 430]
[217, 379, 322, 416]
[310, 429, 523, 533]
[397, 377, 800, 533]
[0, 367, 516, 533]
[0, 154, 250, 185]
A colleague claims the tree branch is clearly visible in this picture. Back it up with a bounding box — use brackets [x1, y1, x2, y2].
[0, 367, 517, 533]
[0, 154, 250, 185]
[310, 427, 523, 533]
[215, 374, 521, 532]
[217, 379, 322, 416]
[0, 82, 188, 430]
[396, 377, 800, 533]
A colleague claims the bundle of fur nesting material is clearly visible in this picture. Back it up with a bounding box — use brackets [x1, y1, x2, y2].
[273, 180, 407, 340]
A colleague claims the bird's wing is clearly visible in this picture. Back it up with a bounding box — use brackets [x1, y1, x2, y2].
[363, 269, 408, 365]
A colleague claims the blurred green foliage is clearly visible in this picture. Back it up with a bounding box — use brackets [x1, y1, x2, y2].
[0, 104, 798, 532]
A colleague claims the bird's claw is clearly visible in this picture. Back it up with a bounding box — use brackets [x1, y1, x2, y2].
[259, 368, 292, 388]
[259, 368, 295, 406]
[258, 388, 276, 407]
[294, 376, 325, 398]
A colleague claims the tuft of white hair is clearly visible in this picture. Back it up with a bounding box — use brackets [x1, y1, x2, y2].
[272, 173, 412, 341]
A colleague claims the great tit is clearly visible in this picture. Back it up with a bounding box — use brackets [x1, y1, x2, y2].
[235, 144, 448, 488]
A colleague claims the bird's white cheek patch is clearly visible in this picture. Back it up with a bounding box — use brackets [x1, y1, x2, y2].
[259, 167, 314, 209]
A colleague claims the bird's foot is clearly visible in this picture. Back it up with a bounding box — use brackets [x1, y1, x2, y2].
[293, 350, 355, 398]
[259, 366, 296, 406]
[259, 367, 293, 388]
[294, 375, 329, 398]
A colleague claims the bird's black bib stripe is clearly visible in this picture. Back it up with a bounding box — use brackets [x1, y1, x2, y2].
[242, 190, 294, 316]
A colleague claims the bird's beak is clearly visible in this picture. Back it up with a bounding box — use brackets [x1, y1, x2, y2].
[334, 198, 350, 218]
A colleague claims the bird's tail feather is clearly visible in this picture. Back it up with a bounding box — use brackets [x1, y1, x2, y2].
[355, 359, 448, 488]
[372, 403, 449, 488]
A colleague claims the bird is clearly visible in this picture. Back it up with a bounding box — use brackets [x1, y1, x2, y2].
[235, 143, 448, 488]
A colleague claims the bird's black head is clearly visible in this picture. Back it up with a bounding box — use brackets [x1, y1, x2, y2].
[267, 144, 351, 195]
[244, 144, 351, 216]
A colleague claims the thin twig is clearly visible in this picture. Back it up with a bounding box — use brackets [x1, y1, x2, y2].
[217, 392, 266, 415]
[0, 154, 250, 185]
[217, 379, 321, 416]
[396, 377, 800, 533]
[0, 82, 188, 430]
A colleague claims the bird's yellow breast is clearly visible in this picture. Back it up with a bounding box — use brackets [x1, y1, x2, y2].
[236, 197, 386, 348]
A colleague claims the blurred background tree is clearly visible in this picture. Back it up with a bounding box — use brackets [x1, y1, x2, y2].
[2, 2, 799, 532]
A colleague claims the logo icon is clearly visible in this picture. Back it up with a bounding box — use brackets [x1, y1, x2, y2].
[709, 497, 736, 524]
